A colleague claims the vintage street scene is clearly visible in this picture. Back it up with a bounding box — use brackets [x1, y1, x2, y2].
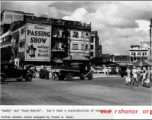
[0, 1, 152, 105]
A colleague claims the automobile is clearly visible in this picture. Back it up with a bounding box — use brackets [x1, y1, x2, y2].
[52, 62, 93, 81]
[0, 62, 33, 82]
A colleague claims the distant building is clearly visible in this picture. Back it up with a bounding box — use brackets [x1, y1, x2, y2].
[111, 54, 131, 66]
[129, 45, 149, 62]
[0, 9, 34, 35]
[0, 9, 92, 66]
[101, 54, 111, 62]
[69, 22, 91, 58]
[90, 31, 101, 58]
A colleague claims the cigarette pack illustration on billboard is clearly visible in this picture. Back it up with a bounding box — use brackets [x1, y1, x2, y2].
[25, 24, 51, 61]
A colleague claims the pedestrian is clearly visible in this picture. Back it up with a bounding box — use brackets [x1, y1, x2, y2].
[125, 66, 131, 85]
[141, 67, 147, 87]
[132, 66, 138, 86]
[144, 66, 151, 88]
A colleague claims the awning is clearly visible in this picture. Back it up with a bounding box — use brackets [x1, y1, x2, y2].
[63, 54, 90, 61]
[53, 59, 63, 63]
[0, 43, 12, 49]
[102, 61, 118, 66]
[145, 59, 152, 66]
[0, 31, 12, 40]
[133, 60, 149, 67]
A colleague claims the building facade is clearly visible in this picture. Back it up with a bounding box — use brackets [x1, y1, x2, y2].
[90, 31, 101, 58]
[129, 45, 149, 62]
[111, 54, 131, 66]
[70, 26, 91, 58]
[0, 9, 92, 66]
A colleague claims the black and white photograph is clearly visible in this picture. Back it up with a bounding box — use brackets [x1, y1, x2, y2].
[0, 1, 152, 118]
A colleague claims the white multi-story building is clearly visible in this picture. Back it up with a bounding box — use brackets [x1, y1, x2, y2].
[129, 44, 149, 62]
[90, 31, 101, 58]
[70, 30, 91, 58]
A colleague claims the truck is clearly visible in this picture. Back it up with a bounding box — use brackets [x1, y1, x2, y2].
[52, 62, 93, 81]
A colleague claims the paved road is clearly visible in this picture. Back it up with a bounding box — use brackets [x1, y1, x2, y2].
[0, 76, 152, 105]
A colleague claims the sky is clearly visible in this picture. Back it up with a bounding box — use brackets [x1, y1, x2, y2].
[2, 1, 152, 55]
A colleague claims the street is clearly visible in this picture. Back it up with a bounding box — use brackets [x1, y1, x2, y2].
[0, 76, 152, 105]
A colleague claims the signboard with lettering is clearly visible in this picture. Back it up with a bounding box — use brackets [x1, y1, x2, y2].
[25, 24, 51, 61]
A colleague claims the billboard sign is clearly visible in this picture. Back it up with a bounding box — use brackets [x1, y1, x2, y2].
[25, 24, 51, 61]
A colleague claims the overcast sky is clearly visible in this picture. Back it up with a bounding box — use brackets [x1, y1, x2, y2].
[2, 1, 152, 55]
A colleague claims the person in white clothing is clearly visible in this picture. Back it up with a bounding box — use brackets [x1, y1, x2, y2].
[141, 67, 147, 86]
[132, 66, 138, 86]
[144, 67, 151, 88]
[125, 66, 131, 85]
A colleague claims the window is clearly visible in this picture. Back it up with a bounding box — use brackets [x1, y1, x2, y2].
[81, 32, 84, 38]
[131, 52, 134, 55]
[81, 44, 84, 50]
[138, 52, 141, 55]
[85, 44, 88, 50]
[86, 32, 88, 36]
[72, 44, 78, 50]
[91, 45, 94, 50]
[73, 31, 78, 38]
[91, 52, 93, 57]
[86, 32, 90, 38]
[145, 52, 147, 55]
[91, 37, 94, 43]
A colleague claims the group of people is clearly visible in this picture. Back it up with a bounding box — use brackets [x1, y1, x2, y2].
[125, 66, 151, 88]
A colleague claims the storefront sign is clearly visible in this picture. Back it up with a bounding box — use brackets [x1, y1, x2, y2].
[25, 24, 51, 61]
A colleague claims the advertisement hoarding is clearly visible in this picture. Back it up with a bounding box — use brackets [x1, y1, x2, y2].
[25, 24, 51, 61]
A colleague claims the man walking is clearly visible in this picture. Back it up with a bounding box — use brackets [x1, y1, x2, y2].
[141, 67, 147, 87]
[132, 66, 138, 86]
[126, 66, 131, 85]
[145, 66, 151, 88]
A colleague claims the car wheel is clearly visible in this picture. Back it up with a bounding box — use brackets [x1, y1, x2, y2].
[26, 74, 32, 81]
[88, 73, 93, 80]
[1, 75, 5, 82]
[67, 73, 73, 81]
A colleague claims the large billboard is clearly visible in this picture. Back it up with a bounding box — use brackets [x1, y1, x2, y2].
[25, 24, 51, 61]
